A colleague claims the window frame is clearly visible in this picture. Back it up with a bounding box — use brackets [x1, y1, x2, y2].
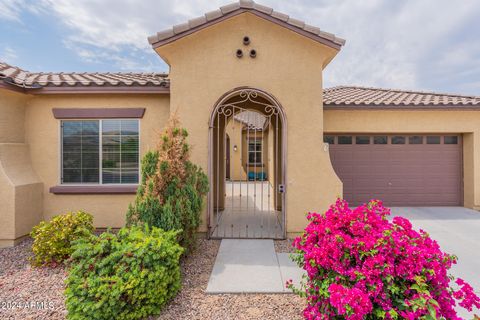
[59, 118, 140, 186]
[247, 138, 263, 165]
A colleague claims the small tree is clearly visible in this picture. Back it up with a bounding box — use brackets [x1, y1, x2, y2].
[126, 116, 208, 250]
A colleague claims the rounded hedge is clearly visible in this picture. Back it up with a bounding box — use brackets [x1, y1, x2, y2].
[65, 226, 183, 320]
[30, 211, 94, 266]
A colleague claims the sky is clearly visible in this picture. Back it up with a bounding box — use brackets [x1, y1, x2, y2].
[0, 0, 479, 95]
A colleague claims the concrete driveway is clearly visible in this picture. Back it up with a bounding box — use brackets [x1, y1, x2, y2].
[390, 207, 480, 318]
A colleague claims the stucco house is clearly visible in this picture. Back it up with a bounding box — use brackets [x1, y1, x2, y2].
[1, 0, 480, 246]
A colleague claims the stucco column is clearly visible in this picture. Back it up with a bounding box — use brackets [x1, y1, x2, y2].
[0, 89, 43, 247]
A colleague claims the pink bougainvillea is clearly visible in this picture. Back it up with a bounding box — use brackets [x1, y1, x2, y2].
[289, 199, 480, 320]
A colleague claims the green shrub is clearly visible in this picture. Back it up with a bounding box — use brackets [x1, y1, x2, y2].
[126, 116, 209, 251]
[30, 211, 94, 266]
[65, 226, 183, 320]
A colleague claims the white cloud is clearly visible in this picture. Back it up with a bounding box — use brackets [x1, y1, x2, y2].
[0, 0, 24, 22]
[0, 46, 18, 63]
[259, 0, 480, 91]
[4, 0, 480, 93]
[0, 0, 47, 23]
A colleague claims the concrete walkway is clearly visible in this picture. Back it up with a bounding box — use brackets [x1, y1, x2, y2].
[206, 239, 303, 293]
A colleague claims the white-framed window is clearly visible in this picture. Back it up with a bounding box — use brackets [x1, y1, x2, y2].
[248, 139, 262, 165]
[61, 119, 139, 184]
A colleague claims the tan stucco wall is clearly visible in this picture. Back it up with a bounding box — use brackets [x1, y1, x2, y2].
[324, 109, 480, 209]
[25, 94, 170, 227]
[0, 89, 27, 143]
[156, 12, 342, 235]
[225, 118, 247, 180]
[0, 88, 43, 247]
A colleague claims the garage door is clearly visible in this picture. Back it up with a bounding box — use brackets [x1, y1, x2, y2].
[326, 135, 462, 206]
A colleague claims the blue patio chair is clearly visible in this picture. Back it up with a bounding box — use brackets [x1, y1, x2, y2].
[257, 172, 267, 181]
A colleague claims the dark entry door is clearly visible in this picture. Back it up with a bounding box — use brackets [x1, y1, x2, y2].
[226, 135, 230, 180]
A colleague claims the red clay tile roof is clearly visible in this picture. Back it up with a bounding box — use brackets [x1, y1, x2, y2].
[0, 62, 169, 89]
[2, 62, 479, 107]
[148, 0, 345, 50]
[324, 86, 480, 108]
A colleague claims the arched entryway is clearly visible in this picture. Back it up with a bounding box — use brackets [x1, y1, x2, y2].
[208, 88, 287, 239]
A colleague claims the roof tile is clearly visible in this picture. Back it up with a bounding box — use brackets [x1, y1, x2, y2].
[188, 15, 207, 29]
[220, 2, 241, 14]
[304, 24, 320, 35]
[270, 10, 289, 22]
[173, 22, 190, 35]
[239, 0, 255, 9]
[323, 86, 480, 108]
[287, 17, 305, 29]
[205, 9, 223, 21]
[156, 29, 175, 41]
[252, 3, 273, 14]
[317, 30, 335, 42]
[148, 1, 345, 47]
[0, 61, 169, 89]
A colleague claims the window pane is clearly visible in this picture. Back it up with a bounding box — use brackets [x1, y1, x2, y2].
[121, 169, 139, 184]
[63, 121, 82, 135]
[82, 121, 99, 135]
[102, 120, 121, 135]
[62, 120, 99, 184]
[392, 136, 406, 144]
[409, 136, 423, 144]
[63, 169, 81, 183]
[101, 119, 139, 184]
[63, 136, 81, 153]
[122, 136, 139, 153]
[338, 136, 352, 144]
[121, 153, 138, 168]
[444, 136, 458, 144]
[356, 136, 370, 144]
[323, 135, 334, 144]
[82, 152, 99, 168]
[373, 136, 388, 144]
[82, 136, 99, 152]
[102, 153, 120, 168]
[102, 136, 121, 153]
[82, 169, 99, 183]
[63, 152, 81, 169]
[121, 120, 139, 135]
[427, 136, 440, 144]
[102, 169, 121, 184]
[255, 152, 262, 163]
[62, 119, 138, 185]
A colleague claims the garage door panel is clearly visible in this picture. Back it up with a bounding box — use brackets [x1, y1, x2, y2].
[328, 134, 462, 206]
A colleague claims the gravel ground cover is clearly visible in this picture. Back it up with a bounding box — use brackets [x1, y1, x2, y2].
[0, 238, 304, 320]
[158, 239, 305, 320]
[0, 238, 67, 320]
[274, 239, 296, 253]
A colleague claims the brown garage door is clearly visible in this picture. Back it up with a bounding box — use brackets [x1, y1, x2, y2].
[326, 135, 462, 206]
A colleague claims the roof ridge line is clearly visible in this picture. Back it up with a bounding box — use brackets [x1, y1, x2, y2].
[324, 85, 480, 99]
[148, 0, 345, 49]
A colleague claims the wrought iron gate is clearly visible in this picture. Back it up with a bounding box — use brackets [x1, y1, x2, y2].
[208, 88, 286, 239]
